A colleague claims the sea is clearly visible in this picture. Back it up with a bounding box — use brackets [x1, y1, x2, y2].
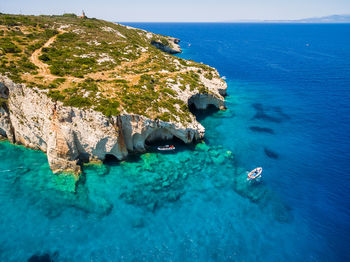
[0, 23, 349, 262]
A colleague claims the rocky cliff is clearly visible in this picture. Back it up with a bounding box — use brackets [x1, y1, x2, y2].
[0, 73, 226, 175]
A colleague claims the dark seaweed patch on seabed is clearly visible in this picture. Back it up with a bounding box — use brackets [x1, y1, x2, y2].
[264, 147, 279, 159]
[249, 126, 275, 134]
[273, 106, 291, 120]
[252, 103, 290, 123]
[28, 252, 59, 262]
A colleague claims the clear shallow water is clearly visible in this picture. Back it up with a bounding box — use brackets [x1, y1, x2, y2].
[1, 23, 350, 261]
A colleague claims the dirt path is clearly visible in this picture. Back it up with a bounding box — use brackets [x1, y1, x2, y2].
[30, 31, 63, 76]
[26, 33, 190, 92]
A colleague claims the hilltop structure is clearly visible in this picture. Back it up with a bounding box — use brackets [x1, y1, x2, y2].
[79, 10, 86, 19]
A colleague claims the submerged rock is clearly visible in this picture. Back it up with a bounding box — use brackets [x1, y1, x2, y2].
[209, 149, 220, 158]
[131, 217, 145, 228]
[147, 201, 158, 212]
[52, 173, 76, 193]
[28, 252, 58, 262]
[195, 142, 211, 152]
[252, 103, 290, 123]
[141, 153, 159, 171]
[182, 172, 189, 179]
[264, 148, 279, 159]
[83, 161, 110, 176]
[249, 126, 275, 134]
[162, 181, 171, 187]
[212, 154, 226, 165]
[224, 150, 234, 159]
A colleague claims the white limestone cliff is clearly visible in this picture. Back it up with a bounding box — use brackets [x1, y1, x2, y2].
[0, 73, 227, 175]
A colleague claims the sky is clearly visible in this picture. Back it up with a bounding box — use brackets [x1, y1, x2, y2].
[1, 0, 350, 22]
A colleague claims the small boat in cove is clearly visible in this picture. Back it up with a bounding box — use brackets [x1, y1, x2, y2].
[247, 167, 263, 181]
[157, 145, 175, 151]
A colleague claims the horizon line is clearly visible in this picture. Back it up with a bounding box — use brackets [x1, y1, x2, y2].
[2, 12, 350, 24]
[118, 21, 350, 23]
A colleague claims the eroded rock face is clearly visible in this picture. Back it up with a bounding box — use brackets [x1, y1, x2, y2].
[188, 94, 226, 110]
[0, 74, 226, 174]
[151, 37, 182, 54]
[119, 114, 204, 152]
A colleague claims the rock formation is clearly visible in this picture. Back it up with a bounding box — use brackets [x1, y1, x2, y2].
[0, 14, 227, 175]
[0, 73, 226, 175]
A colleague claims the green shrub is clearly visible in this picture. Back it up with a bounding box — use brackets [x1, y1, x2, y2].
[199, 86, 209, 94]
[47, 83, 57, 89]
[48, 90, 65, 101]
[95, 99, 120, 117]
[62, 13, 77, 18]
[50, 65, 64, 76]
[57, 32, 78, 42]
[53, 77, 66, 84]
[205, 72, 213, 80]
[79, 78, 98, 91]
[39, 53, 50, 62]
[64, 96, 92, 108]
[160, 38, 170, 47]
[113, 79, 128, 84]
[27, 42, 45, 52]
[179, 59, 188, 66]
[22, 61, 37, 70]
[44, 29, 59, 38]
[63, 87, 79, 95]
[0, 40, 21, 53]
[161, 87, 177, 97]
[158, 112, 171, 122]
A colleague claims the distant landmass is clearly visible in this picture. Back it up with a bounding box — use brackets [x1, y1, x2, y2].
[273, 14, 350, 23]
[233, 14, 350, 23]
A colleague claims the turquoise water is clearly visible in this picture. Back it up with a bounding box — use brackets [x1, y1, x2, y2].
[1, 23, 350, 261]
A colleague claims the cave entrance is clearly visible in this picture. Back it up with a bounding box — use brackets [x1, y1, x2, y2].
[188, 101, 219, 122]
[145, 134, 185, 146]
[103, 154, 119, 165]
[144, 128, 187, 152]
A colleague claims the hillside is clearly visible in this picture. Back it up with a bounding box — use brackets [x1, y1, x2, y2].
[0, 14, 226, 123]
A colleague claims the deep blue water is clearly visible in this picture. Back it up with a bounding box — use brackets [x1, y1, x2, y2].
[1, 23, 350, 261]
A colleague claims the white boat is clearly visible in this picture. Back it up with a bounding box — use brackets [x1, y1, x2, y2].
[157, 145, 175, 151]
[247, 167, 263, 181]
